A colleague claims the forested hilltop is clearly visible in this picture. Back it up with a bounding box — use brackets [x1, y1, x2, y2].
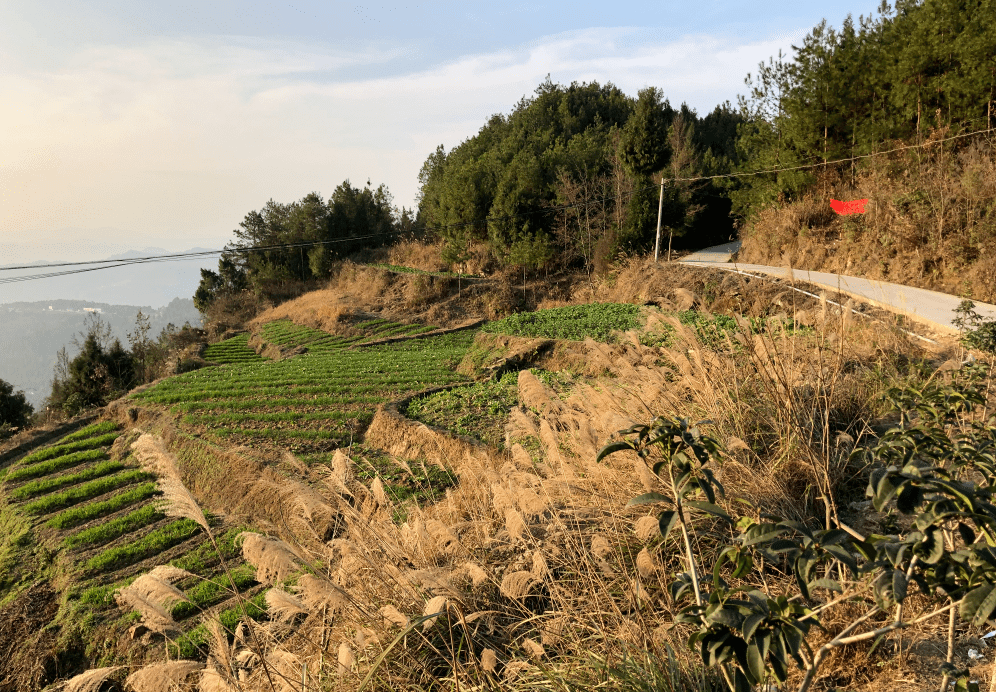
[194, 0, 995, 316]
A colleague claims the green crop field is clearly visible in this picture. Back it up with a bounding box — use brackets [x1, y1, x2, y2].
[131, 323, 474, 453]
[0, 421, 262, 662]
[202, 333, 264, 364]
[482, 302, 642, 341]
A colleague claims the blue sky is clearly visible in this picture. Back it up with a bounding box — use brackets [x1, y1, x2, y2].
[1, 1, 887, 263]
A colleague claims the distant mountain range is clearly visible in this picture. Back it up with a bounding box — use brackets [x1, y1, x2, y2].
[0, 246, 213, 410]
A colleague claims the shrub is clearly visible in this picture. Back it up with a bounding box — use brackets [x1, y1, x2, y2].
[0, 378, 33, 437]
[599, 363, 996, 691]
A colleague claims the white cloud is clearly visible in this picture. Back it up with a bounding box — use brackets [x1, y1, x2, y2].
[0, 26, 804, 258]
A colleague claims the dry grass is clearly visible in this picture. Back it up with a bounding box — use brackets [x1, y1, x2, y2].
[739, 133, 996, 302]
[61, 269, 973, 691]
[124, 661, 204, 692]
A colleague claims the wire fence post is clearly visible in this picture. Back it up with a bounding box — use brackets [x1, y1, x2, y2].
[653, 177, 665, 262]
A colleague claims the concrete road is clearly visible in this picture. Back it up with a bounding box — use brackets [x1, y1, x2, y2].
[681, 240, 742, 263]
[679, 243, 996, 335]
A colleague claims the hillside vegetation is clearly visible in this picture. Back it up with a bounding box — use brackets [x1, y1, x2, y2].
[2, 2, 996, 690]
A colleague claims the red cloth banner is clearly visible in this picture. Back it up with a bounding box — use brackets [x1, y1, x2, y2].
[830, 199, 869, 215]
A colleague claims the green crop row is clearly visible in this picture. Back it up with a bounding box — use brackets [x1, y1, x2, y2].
[11, 459, 125, 500]
[170, 563, 258, 620]
[170, 590, 268, 659]
[183, 409, 368, 426]
[63, 504, 164, 550]
[46, 483, 160, 529]
[58, 420, 119, 444]
[171, 395, 387, 413]
[170, 527, 243, 573]
[212, 426, 362, 441]
[23, 470, 153, 515]
[17, 432, 119, 466]
[84, 518, 202, 573]
[203, 335, 263, 364]
[482, 302, 642, 342]
[6, 449, 108, 483]
[405, 371, 519, 447]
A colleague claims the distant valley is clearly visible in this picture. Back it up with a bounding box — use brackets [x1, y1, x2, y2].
[0, 246, 214, 409]
[0, 298, 201, 410]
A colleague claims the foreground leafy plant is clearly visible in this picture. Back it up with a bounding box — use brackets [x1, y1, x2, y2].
[599, 363, 996, 692]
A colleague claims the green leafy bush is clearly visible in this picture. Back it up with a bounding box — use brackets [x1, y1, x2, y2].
[405, 371, 519, 446]
[599, 363, 996, 692]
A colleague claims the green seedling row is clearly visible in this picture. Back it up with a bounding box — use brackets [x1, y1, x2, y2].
[203, 335, 263, 364]
[23, 470, 154, 515]
[16, 432, 120, 466]
[172, 395, 387, 413]
[183, 409, 370, 425]
[63, 504, 164, 550]
[212, 426, 362, 441]
[46, 483, 160, 530]
[10, 460, 125, 500]
[57, 420, 119, 444]
[170, 563, 258, 620]
[170, 591, 268, 659]
[5, 449, 109, 483]
[170, 527, 243, 572]
[84, 518, 202, 573]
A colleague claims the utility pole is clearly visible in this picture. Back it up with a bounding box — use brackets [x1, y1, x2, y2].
[653, 177, 665, 262]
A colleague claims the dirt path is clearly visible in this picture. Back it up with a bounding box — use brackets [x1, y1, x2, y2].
[680, 243, 996, 335]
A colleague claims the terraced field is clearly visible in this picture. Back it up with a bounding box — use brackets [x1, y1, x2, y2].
[0, 421, 266, 660]
[202, 333, 264, 364]
[131, 319, 472, 453]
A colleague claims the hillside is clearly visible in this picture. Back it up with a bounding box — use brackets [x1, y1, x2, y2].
[2, 256, 994, 691]
[0, 299, 201, 409]
[736, 133, 996, 304]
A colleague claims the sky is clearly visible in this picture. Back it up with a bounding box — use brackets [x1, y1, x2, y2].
[1, 0, 888, 266]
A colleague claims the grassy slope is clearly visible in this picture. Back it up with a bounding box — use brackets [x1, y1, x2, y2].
[0, 421, 263, 673]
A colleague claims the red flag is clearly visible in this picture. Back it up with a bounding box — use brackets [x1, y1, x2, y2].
[830, 199, 869, 215]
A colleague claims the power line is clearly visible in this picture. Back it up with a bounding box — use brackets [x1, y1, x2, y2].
[672, 124, 996, 182]
[3, 124, 992, 285]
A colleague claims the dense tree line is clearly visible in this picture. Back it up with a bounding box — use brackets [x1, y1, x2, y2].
[417, 0, 995, 272]
[195, 180, 411, 312]
[0, 379, 33, 440]
[416, 79, 743, 274]
[193, 0, 994, 294]
[731, 0, 996, 213]
[44, 313, 199, 419]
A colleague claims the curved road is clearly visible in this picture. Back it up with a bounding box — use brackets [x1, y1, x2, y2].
[680, 241, 996, 336]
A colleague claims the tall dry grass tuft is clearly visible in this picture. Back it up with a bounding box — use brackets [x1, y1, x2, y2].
[238, 533, 300, 585]
[125, 661, 204, 691]
[114, 587, 179, 636]
[60, 666, 124, 692]
[131, 433, 210, 531]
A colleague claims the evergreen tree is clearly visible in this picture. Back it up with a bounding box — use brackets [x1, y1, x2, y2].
[0, 378, 33, 437]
